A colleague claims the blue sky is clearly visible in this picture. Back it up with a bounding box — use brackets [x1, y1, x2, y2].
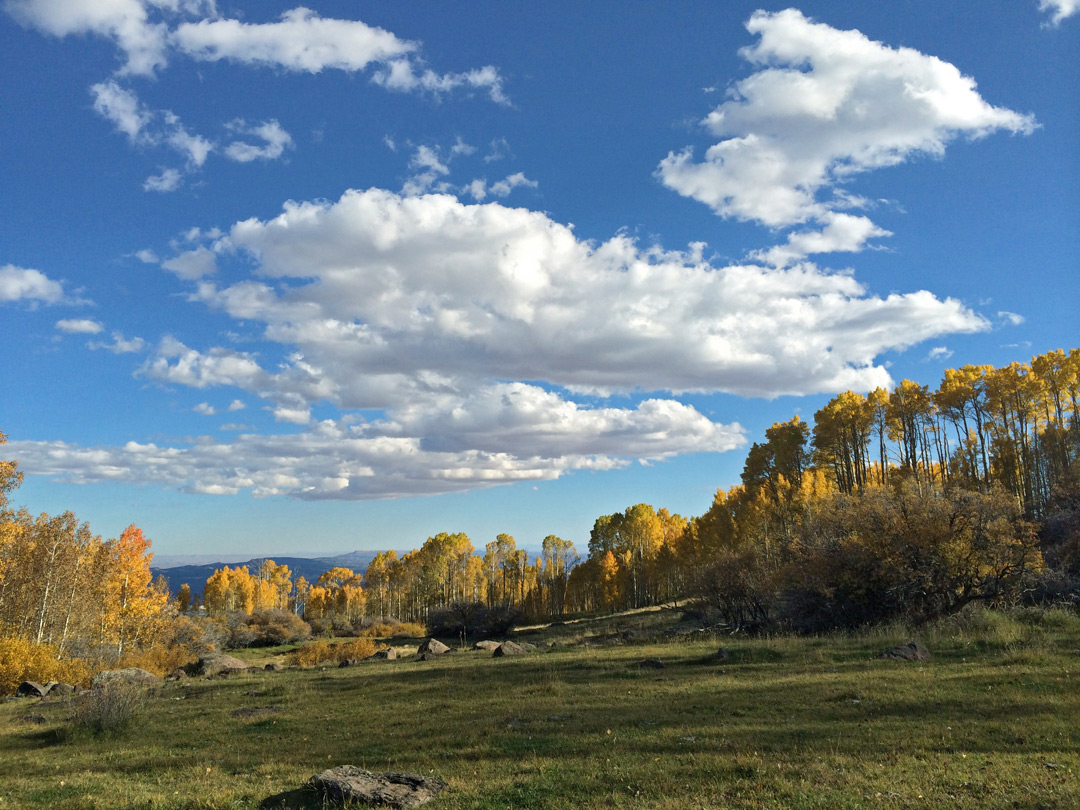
[1, 1, 1077, 563]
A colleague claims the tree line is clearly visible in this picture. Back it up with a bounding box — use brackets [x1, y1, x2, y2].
[2, 347, 1078, 688]
[190, 348, 1079, 633]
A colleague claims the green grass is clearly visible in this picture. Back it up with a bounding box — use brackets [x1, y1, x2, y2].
[1, 607, 1078, 809]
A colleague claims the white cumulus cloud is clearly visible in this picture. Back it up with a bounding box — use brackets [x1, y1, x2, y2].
[172, 6, 506, 102]
[161, 246, 218, 279]
[171, 7, 413, 72]
[87, 331, 147, 353]
[10, 186, 993, 500]
[144, 167, 183, 192]
[0, 264, 66, 305]
[658, 9, 1036, 263]
[6, 0, 174, 75]
[56, 318, 104, 334]
[223, 119, 293, 163]
[1040, 0, 1079, 26]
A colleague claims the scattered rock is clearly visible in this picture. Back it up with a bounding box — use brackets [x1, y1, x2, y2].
[633, 658, 665, 670]
[15, 681, 49, 698]
[493, 641, 526, 657]
[311, 767, 446, 808]
[90, 668, 161, 688]
[879, 642, 930, 662]
[417, 638, 450, 656]
[366, 648, 398, 660]
[472, 640, 501, 651]
[518, 642, 538, 651]
[338, 658, 355, 668]
[43, 682, 75, 698]
[14, 713, 48, 724]
[165, 668, 188, 681]
[264, 662, 283, 672]
[187, 653, 251, 677]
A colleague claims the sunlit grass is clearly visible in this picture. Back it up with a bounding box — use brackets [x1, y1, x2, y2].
[1, 607, 1077, 809]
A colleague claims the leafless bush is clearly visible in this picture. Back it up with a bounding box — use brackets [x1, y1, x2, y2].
[67, 681, 146, 737]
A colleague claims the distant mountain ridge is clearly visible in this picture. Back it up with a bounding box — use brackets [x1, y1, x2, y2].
[151, 550, 386, 597]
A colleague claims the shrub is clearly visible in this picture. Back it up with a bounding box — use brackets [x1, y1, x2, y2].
[427, 601, 521, 640]
[229, 609, 312, 648]
[290, 637, 377, 667]
[0, 637, 88, 695]
[691, 548, 774, 633]
[353, 617, 426, 639]
[780, 482, 1043, 631]
[67, 680, 146, 737]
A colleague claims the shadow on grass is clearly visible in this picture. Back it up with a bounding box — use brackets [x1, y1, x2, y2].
[258, 786, 328, 809]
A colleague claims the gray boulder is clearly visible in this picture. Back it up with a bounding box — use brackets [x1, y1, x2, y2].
[44, 682, 75, 697]
[311, 767, 446, 808]
[366, 648, 398, 660]
[187, 653, 250, 676]
[472, 640, 501, 651]
[417, 638, 450, 656]
[879, 642, 930, 662]
[493, 641, 526, 657]
[91, 668, 161, 688]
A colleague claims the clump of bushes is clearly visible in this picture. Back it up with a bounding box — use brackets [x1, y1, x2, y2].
[290, 637, 377, 667]
[0, 637, 88, 695]
[427, 601, 521, 640]
[228, 609, 312, 648]
[305, 615, 426, 639]
[355, 617, 426, 639]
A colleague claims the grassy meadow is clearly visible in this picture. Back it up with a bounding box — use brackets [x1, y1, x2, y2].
[1, 607, 1078, 810]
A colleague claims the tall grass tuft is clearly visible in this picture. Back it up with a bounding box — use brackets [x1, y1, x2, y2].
[66, 681, 147, 738]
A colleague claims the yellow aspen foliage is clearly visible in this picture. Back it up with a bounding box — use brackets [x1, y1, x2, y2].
[0, 636, 88, 695]
[599, 550, 620, 610]
[100, 525, 169, 659]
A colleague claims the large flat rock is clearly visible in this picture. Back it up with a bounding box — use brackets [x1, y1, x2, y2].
[311, 766, 446, 808]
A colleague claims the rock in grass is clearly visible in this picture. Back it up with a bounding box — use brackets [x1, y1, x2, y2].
[90, 668, 160, 688]
[879, 642, 930, 662]
[493, 641, 526, 657]
[187, 653, 251, 677]
[472, 640, 501, 651]
[311, 766, 446, 808]
[417, 638, 450, 656]
[15, 681, 49, 698]
[366, 647, 398, 660]
[633, 658, 665, 670]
